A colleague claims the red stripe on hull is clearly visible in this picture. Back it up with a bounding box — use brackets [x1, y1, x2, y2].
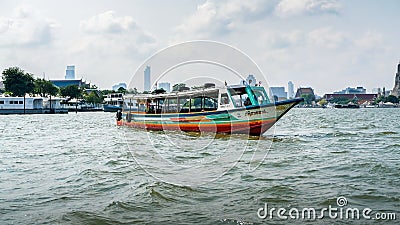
[120, 119, 276, 136]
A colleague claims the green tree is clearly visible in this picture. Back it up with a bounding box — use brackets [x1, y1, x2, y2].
[300, 94, 315, 105]
[117, 86, 126, 94]
[172, 83, 186, 91]
[60, 85, 82, 99]
[318, 99, 328, 106]
[84, 91, 103, 104]
[34, 78, 59, 97]
[386, 95, 399, 104]
[2, 67, 35, 97]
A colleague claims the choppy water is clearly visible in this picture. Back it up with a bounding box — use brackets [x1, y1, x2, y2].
[0, 109, 399, 224]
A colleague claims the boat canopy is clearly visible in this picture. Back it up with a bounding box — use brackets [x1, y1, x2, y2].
[123, 85, 270, 114]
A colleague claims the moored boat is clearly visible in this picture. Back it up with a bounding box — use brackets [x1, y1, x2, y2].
[117, 84, 303, 136]
[103, 93, 124, 112]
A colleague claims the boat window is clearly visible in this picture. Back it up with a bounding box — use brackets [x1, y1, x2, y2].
[162, 98, 176, 113]
[9, 101, 13, 104]
[0, 101, 4, 104]
[228, 88, 252, 107]
[19, 101, 23, 104]
[251, 87, 270, 105]
[220, 93, 230, 105]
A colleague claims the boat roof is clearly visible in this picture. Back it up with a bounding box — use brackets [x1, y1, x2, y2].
[124, 85, 266, 100]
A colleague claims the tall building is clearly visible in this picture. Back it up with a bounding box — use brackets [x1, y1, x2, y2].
[158, 82, 171, 92]
[392, 61, 400, 97]
[246, 74, 256, 86]
[287, 81, 294, 99]
[65, 65, 75, 80]
[144, 66, 151, 91]
[270, 87, 287, 100]
[112, 82, 127, 91]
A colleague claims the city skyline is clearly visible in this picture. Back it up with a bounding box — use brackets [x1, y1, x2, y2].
[0, 0, 399, 95]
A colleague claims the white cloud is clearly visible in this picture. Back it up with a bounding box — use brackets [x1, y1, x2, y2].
[80, 11, 136, 34]
[0, 5, 58, 47]
[355, 31, 383, 50]
[275, 0, 341, 17]
[174, 0, 276, 40]
[76, 11, 157, 56]
[307, 27, 346, 49]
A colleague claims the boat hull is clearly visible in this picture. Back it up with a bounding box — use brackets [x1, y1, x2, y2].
[117, 98, 302, 136]
[103, 104, 122, 112]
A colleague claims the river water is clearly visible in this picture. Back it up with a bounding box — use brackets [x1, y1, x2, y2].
[0, 109, 399, 224]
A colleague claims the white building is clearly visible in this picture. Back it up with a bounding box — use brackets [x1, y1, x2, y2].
[144, 66, 151, 91]
[65, 65, 75, 79]
[158, 82, 171, 92]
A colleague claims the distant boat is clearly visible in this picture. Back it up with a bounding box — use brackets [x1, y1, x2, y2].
[103, 93, 124, 112]
[117, 84, 303, 136]
[378, 102, 398, 108]
[334, 103, 360, 108]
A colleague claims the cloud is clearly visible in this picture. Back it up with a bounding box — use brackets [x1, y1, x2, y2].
[307, 27, 346, 49]
[174, 0, 277, 40]
[0, 5, 58, 47]
[76, 11, 157, 56]
[80, 10, 137, 34]
[275, 0, 341, 17]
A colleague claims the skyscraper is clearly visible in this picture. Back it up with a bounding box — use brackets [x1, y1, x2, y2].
[65, 65, 75, 79]
[144, 66, 151, 91]
[392, 61, 400, 97]
[288, 81, 294, 99]
[158, 82, 171, 92]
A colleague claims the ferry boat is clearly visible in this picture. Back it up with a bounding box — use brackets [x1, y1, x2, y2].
[103, 93, 124, 112]
[117, 84, 303, 136]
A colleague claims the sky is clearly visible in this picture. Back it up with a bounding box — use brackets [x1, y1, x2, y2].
[0, 0, 399, 95]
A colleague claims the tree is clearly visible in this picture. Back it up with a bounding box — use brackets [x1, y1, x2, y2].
[60, 85, 82, 99]
[84, 91, 103, 104]
[2, 67, 35, 114]
[117, 87, 126, 94]
[318, 99, 328, 106]
[34, 78, 59, 97]
[172, 83, 186, 91]
[2, 67, 35, 97]
[300, 94, 315, 105]
[385, 95, 399, 104]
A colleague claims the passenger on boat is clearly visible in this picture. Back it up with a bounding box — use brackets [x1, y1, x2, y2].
[244, 97, 251, 106]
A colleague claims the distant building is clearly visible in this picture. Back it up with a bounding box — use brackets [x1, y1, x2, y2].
[334, 87, 366, 94]
[112, 82, 127, 91]
[50, 79, 89, 88]
[295, 87, 315, 98]
[270, 87, 287, 101]
[324, 93, 378, 104]
[0, 81, 4, 90]
[392, 61, 400, 97]
[144, 66, 151, 91]
[246, 74, 256, 86]
[287, 81, 294, 99]
[371, 88, 382, 95]
[158, 82, 171, 92]
[65, 65, 75, 80]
